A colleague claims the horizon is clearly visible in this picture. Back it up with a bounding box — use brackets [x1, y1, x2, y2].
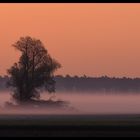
[1, 74, 140, 79]
[0, 3, 140, 77]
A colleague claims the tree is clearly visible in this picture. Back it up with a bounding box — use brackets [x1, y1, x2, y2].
[7, 36, 61, 103]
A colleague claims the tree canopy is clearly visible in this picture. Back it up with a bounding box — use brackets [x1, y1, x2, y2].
[7, 36, 61, 103]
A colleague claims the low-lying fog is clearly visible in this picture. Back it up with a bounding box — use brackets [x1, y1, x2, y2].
[0, 91, 140, 115]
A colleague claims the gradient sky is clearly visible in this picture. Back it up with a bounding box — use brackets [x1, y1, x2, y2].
[0, 3, 140, 77]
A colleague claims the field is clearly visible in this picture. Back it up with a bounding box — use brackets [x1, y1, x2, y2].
[0, 114, 140, 137]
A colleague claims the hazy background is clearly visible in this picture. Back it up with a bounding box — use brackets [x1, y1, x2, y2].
[1, 91, 140, 114]
[0, 3, 140, 77]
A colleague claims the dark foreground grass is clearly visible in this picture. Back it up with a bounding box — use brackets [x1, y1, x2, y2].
[0, 114, 140, 137]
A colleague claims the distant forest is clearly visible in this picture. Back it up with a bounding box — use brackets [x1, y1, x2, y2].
[1, 75, 140, 93]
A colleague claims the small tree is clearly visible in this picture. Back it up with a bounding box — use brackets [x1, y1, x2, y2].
[7, 36, 61, 103]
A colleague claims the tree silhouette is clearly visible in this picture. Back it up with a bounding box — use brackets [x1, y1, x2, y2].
[7, 36, 61, 103]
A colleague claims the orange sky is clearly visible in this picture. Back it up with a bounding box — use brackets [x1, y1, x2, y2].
[0, 3, 140, 77]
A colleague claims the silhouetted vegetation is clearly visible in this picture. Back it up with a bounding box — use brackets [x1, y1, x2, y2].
[1, 75, 140, 93]
[7, 36, 61, 103]
[54, 75, 140, 93]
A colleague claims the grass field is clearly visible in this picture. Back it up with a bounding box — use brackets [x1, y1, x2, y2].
[0, 114, 140, 137]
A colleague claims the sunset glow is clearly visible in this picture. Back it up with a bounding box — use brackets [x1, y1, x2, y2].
[0, 3, 140, 77]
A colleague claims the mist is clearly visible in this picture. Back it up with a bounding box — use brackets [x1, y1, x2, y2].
[0, 91, 140, 115]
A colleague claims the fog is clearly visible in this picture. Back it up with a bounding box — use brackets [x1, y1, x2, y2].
[0, 91, 140, 115]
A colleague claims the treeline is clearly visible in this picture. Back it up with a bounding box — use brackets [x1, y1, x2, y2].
[55, 75, 140, 93]
[0, 75, 9, 90]
[1, 75, 140, 92]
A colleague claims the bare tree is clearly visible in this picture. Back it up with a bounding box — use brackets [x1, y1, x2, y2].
[7, 36, 61, 103]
